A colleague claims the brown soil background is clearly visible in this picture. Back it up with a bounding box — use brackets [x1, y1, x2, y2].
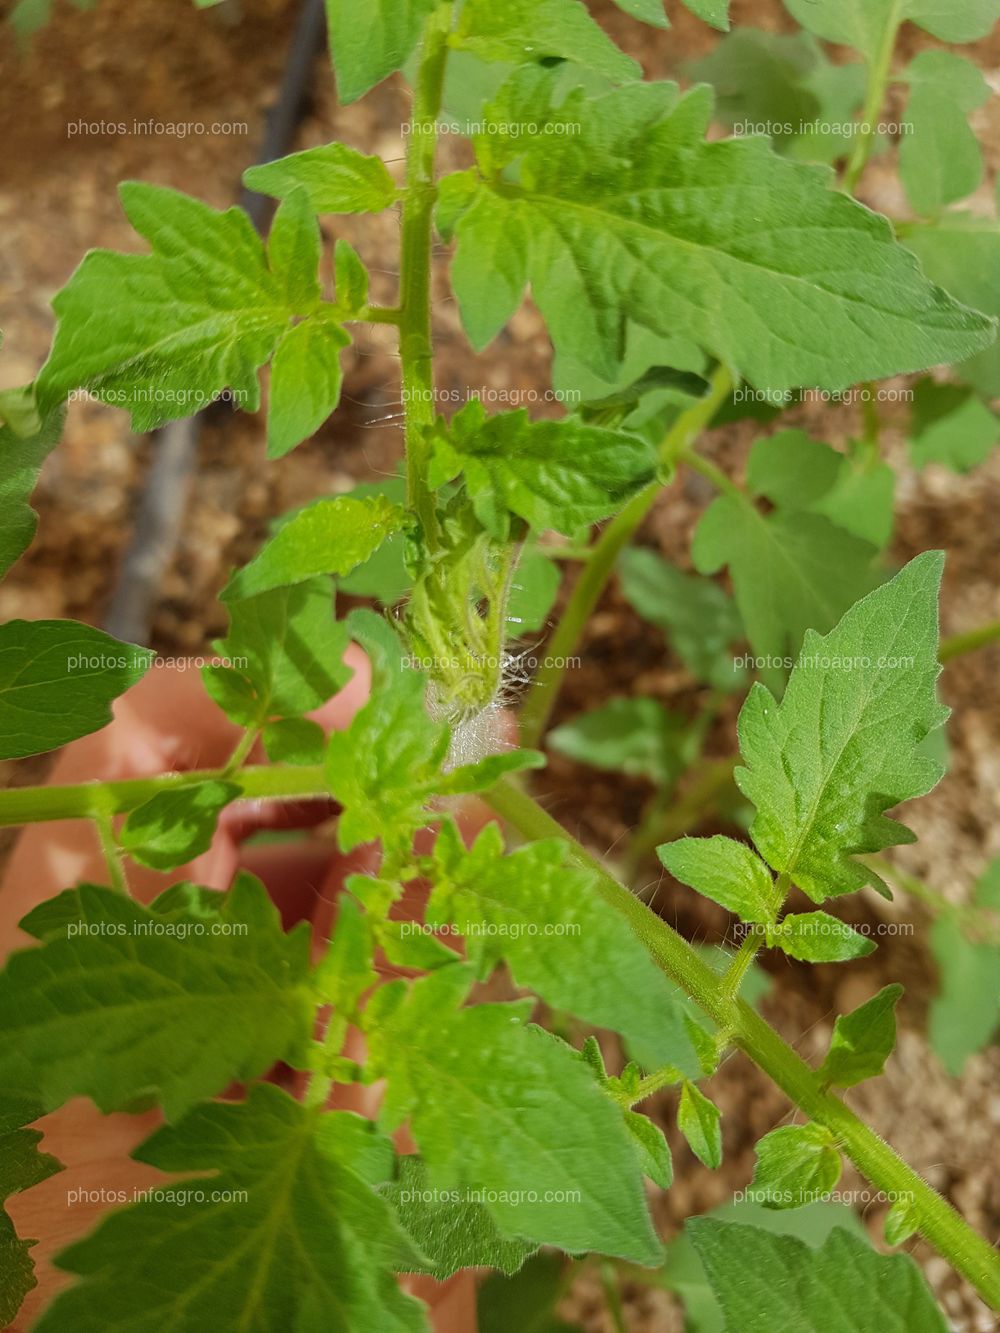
[0, 1, 998, 1329]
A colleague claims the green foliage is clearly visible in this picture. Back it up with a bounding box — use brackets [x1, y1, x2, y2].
[439, 70, 992, 389]
[658, 1197, 866, 1332]
[427, 821, 701, 1071]
[909, 379, 999, 473]
[549, 697, 694, 784]
[326, 654, 542, 857]
[0, 620, 149, 760]
[36, 1085, 427, 1331]
[784, 0, 1000, 57]
[693, 433, 881, 683]
[324, 0, 439, 104]
[0, 406, 62, 580]
[688, 29, 866, 164]
[204, 576, 351, 727]
[453, 0, 640, 81]
[688, 1218, 948, 1330]
[0, 1096, 62, 1327]
[736, 554, 948, 903]
[770, 912, 876, 963]
[677, 1080, 723, 1169]
[119, 780, 241, 871]
[244, 144, 399, 214]
[818, 984, 903, 1089]
[929, 858, 1000, 1074]
[427, 401, 655, 540]
[748, 1123, 841, 1209]
[222, 495, 405, 600]
[37, 184, 346, 443]
[900, 53, 989, 217]
[618, 548, 745, 691]
[379, 1157, 536, 1279]
[0, 877, 314, 1119]
[659, 836, 777, 924]
[367, 966, 664, 1263]
[903, 216, 1000, 398]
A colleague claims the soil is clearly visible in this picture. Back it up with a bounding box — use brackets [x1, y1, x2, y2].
[1, 1, 998, 1329]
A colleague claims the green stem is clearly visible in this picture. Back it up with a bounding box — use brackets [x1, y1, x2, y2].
[940, 619, 1000, 663]
[628, 758, 738, 886]
[680, 446, 744, 503]
[222, 727, 259, 777]
[0, 764, 328, 829]
[399, 3, 452, 553]
[842, 1, 903, 193]
[485, 778, 1000, 1313]
[93, 811, 128, 894]
[600, 1263, 629, 1333]
[519, 365, 735, 748]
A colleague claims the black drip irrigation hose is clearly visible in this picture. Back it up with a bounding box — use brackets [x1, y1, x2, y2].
[103, 0, 327, 645]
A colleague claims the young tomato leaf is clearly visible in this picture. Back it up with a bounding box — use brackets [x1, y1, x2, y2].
[0, 1095, 63, 1329]
[903, 215, 1000, 398]
[681, 0, 730, 26]
[609, 0, 669, 28]
[507, 547, 560, 635]
[0, 876, 314, 1120]
[900, 53, 988, 217]
[677, 1080, 723, 1169]
[658, 836, 777, 925]
[0, 620, 149, 760]
[0, 407, 62, 580]
[549, 697, 693, 785]
[119, 780, 241, 872]
[204, 576, 351, 727]
[244, 143, 399, 213]
[693, 434, 880, 686]
[439, 71, 993, 388]
[379, 1157, 536, 1279]
[618, 548, 745, 691]
[427, 822, 701, 1073]
[885, 1197, 920, 1247]
[426, 401, 655, 540]
[748, 1123, 841, 1209]
[623, 1111, 674, 1189]
[929, 858, 1000, 1075]
[326, 665, 542, 855]
[818, 984, 903, 1089]
[784, 0, 1000, 55]
[688, 1219, 948, 1330]
[454, 0, 640, 82]
[909, 379, 999, 474]
[35, 1086, 426, 1332]
[266, 187, 321, 311]
[771, 912, 876, 963]
[262, 716, 326, 764]
[335, 239, 370, 314]
[36, 183, 341, 429]
[267, 318, 352, 459]
[325, 0, 439, 104]
[366, 966, 664, 1264]
[736, 553, 949, 903]
[313, 894, 378, 1015]
[221, 495, 405, 601]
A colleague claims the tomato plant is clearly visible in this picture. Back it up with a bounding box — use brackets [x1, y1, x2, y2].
[2, 0, 999, 1328]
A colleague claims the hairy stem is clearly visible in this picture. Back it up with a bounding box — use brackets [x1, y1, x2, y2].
[0, 764, 328, 828]
[519, 365, 734, 747]
[940, 618, 1000, 663]
[486, 777, 1000, 1312]
[842, 0, 904, 193]
[399, 3, 452, 552]
[93, 811, 128, 894]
